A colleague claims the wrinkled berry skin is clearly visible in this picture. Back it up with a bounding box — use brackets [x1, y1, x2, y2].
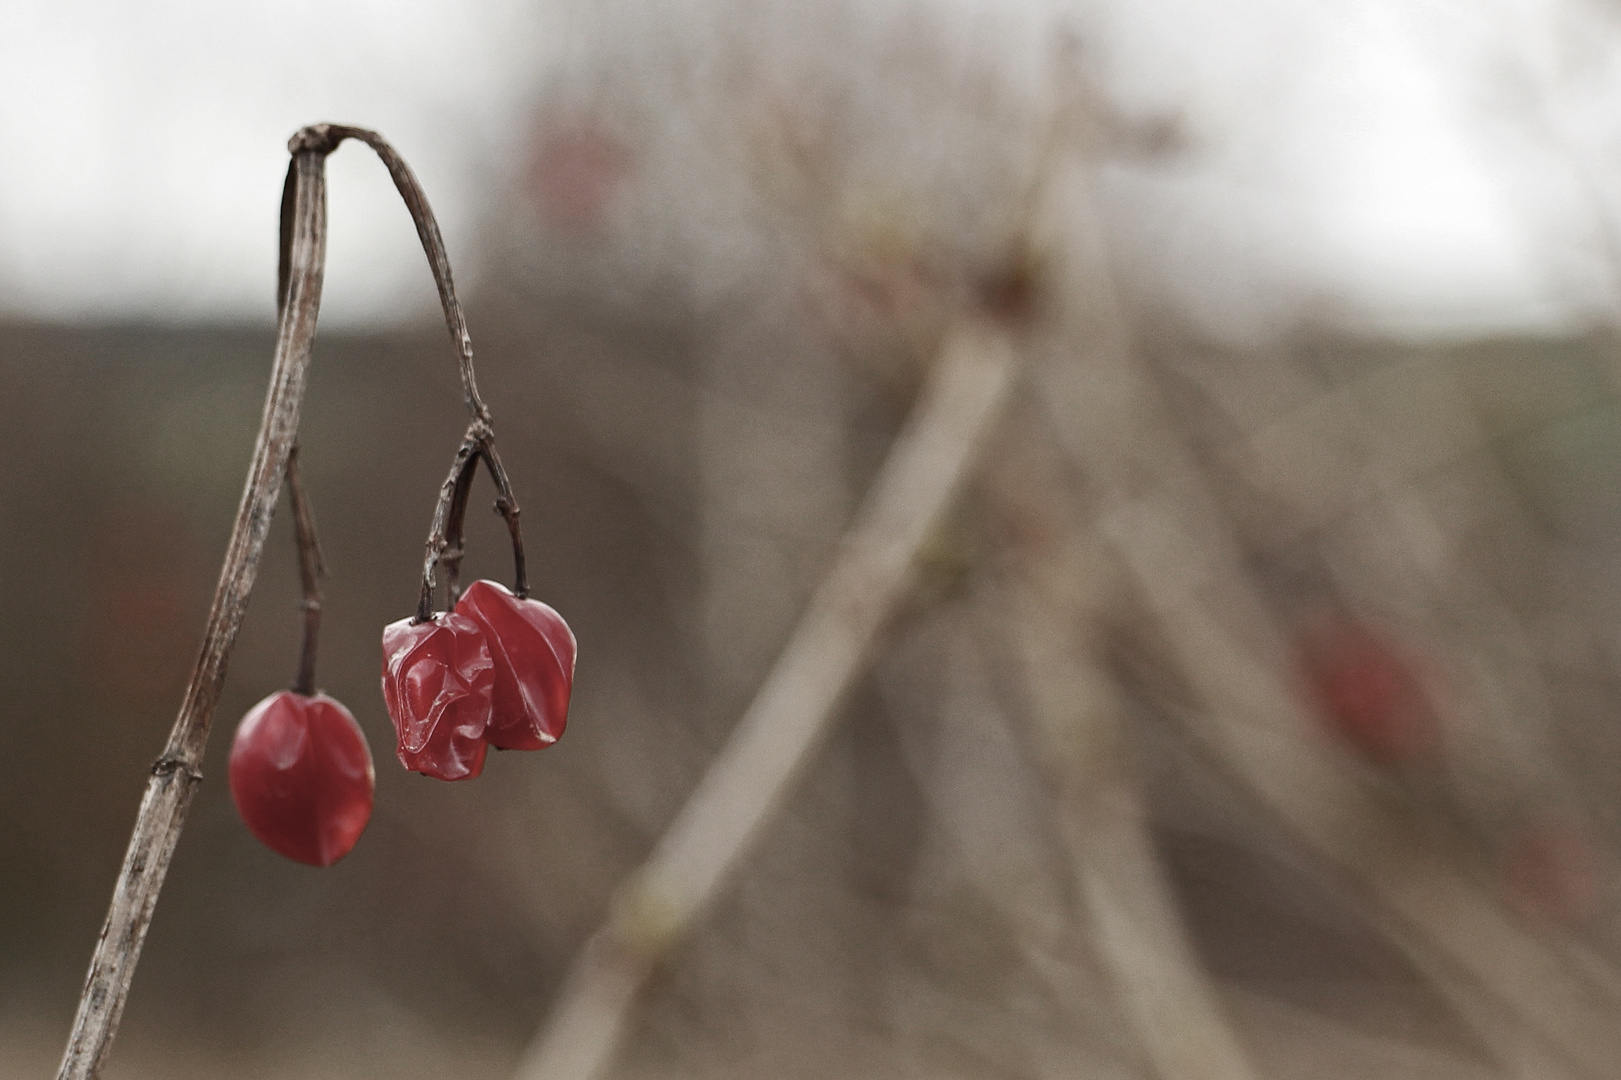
[381, 613, 495, 780]
[229, 691, 374, 867]
[455, 579, 576, 751]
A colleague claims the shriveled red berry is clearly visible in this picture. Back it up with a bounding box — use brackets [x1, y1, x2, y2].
[228, 690, 374, 867]
[455, 579, 576, 751]
[1301, 619, 1441, 768]
[380, 612, 495, 780]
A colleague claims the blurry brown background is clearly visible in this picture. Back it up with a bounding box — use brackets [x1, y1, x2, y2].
[8, 2, 1621, 1078]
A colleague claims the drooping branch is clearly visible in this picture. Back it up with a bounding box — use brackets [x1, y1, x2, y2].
[58, 123, 496, 1080]
[308, 123, 490, 423]
[279, 126, 530, 622]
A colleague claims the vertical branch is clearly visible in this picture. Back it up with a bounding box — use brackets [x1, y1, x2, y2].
[512, 319, 1018, 1080]
[56, 134, 335, 1080]
[285, 444, 326, 696]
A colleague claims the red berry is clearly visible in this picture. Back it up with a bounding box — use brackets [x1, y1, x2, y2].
[454, 579, 576, 751]
[380, 612, 495, 780]
[1501, 815, 1601, 928]
[228, 690, 374, 867]
[526, 117, 633, 230]
[1302, 619, 1440, 768]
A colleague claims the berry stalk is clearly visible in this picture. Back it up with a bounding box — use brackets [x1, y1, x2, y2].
[285, 443, 326, 697]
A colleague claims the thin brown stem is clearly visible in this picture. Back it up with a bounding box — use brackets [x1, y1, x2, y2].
[285, 443, 325, 696]
[481, 439, 528, 599]
[419, 425, 483, 620]
[279, 126, 528, 621]
[311, 123, 490, 423]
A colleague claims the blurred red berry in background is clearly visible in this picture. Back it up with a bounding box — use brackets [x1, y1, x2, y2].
[1301, 617, 1442, 769]
[525, 116, 633, 231]
[1501, 814, 1601, 928]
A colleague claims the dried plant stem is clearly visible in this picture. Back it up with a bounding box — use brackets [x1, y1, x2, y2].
[59, 122, 486, 1080]
[982, 413, 1261, 1080]
[512, 318, 1019, 1080]
[296, 124, 525, 619]
[305, 126, 490, 422]
[286, 444, 326, 696]
[56, 141, 332, 1080]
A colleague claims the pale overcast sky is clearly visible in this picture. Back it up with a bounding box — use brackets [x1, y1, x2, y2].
[0, 0, 552, 325]
[1, 0, 1618, 335]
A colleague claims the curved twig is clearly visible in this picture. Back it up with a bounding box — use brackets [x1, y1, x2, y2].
[279, 126, 529, 621]
[290, 123, 490, 423]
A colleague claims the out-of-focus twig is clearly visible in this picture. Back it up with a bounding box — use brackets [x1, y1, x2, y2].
[512, 318, 1019, 1080]
[1037, 181, 1621, 1079]
[982, 408, 1263, 1080]
[1101, 495, 1616, 1078]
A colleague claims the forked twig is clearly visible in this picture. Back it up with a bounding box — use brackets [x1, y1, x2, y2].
[512, 318, 1019, 1080]
[416, 417, 527, 620]
[58, 124, 487, 1080]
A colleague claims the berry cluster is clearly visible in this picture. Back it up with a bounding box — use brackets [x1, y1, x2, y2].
[64, 129, 586, 1080]
[223, 125, 575, 867]
[382, 579, 575, 780]
[228, 471, 575, 866]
